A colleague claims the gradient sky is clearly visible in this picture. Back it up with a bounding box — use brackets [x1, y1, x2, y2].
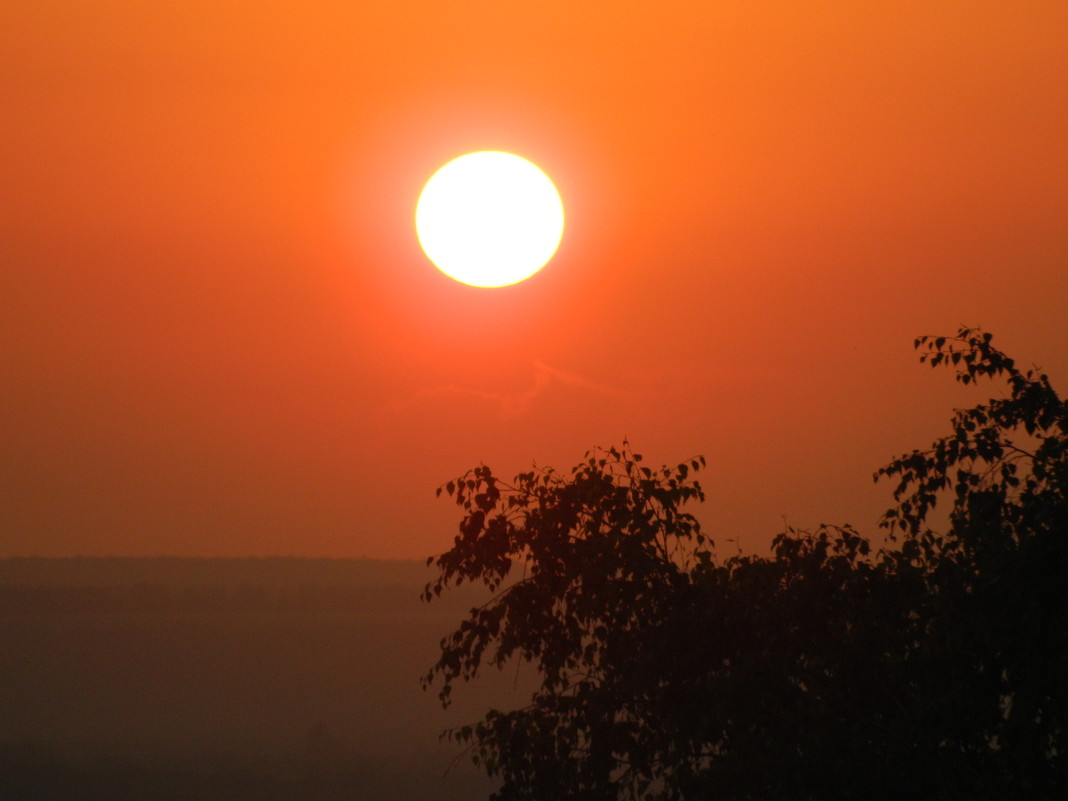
[3, 1, 1066, 558]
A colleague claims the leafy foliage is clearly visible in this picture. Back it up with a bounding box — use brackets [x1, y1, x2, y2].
[423, 328, 1066, 800]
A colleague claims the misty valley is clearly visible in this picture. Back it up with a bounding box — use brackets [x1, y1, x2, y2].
[0, 557, 514, 800]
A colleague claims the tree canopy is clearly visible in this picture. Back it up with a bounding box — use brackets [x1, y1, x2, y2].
[423, 328, 1066, 800]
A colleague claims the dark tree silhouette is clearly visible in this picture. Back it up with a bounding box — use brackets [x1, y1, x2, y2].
[423, 328, 1066, 800]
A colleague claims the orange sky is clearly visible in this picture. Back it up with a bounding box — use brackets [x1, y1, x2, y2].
[3, 1, 1066, 558]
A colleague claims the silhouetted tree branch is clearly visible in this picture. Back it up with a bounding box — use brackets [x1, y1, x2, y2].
[424, 328, 1066, 800]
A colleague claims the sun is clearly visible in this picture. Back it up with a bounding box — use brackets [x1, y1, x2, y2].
[415, 151, 564, 288]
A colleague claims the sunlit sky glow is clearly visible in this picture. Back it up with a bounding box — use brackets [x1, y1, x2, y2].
[1, 1, 1066, 558]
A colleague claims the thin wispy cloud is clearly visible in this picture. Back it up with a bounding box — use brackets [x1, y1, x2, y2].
[400, 362, 639, 420]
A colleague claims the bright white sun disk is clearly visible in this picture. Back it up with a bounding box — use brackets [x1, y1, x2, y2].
[415, 151, 564, 288]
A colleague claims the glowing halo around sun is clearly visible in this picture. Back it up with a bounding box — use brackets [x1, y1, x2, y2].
[415, 151, 564, 288]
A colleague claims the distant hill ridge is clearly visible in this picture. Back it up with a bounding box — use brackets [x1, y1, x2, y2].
[0, 556, 431, 587]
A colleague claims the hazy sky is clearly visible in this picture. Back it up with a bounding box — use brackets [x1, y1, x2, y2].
[3, 1, 1066, 558]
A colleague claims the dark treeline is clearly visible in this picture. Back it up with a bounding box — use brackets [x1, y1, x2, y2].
[0, 557, 432, 614]
[0, 743, 466, 801]
[1, 581, 410, 617]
